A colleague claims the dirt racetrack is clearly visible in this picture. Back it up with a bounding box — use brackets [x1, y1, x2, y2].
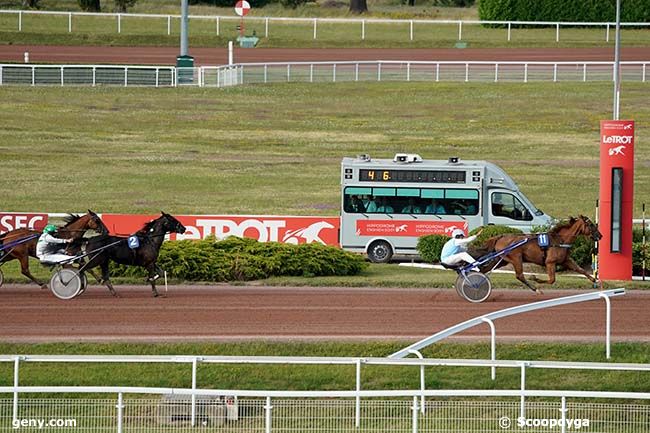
[1, 285, 648, 343]
[1, 46, 650, 66]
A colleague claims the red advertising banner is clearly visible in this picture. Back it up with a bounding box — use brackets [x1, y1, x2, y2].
[356, 220, 468, 237]
[0, 213, 48, 234]
[599, 120, 635, 280]
[101, 214, 340, 245]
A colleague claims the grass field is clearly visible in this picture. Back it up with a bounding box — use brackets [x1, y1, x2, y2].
[1, 342, 650, 394]
[0, 82, 647, 216]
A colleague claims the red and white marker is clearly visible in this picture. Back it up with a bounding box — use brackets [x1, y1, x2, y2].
[235, 0, 251, 17]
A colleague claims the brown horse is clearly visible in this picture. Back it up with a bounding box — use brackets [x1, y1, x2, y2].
[0, 210, 107, 289]
[479, 215, 602, 292]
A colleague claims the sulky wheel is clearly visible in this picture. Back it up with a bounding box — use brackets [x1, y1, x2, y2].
[50, 269, 83, 300]
[76, 272, 88, 297]
[456, 271, 492, 303]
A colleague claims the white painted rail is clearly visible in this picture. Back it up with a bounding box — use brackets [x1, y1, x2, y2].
[390, 289, 625, 360]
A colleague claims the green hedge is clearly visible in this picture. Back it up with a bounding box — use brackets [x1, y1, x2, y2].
[479, 0, 650, 24]
[110, 237, 367, 281]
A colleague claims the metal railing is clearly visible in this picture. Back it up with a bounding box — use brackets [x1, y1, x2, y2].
[0, 64, 175, 87]
[1, 9, 650, 43]
[1, 387, 650, 432]
[3, 353, 650, 431]
[204, 61, 650, 87]
[6, 61, 646, 87]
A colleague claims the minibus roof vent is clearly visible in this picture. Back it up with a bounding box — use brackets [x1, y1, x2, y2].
[393, 153, 423, 163]
[448, 156, 460, 164]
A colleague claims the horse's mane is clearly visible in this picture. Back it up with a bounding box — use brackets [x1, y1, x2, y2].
[548, 216, 579, 236]
[62, 213, 82, 227]
[136, 218, 160, 235]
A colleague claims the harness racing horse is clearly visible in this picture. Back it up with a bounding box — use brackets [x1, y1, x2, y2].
[77, 212, 186, 297]
[0, 210, 108, 289]
[479, 215, 602, 293]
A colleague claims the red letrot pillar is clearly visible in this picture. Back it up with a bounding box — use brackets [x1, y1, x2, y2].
[599, 120, 635, 280]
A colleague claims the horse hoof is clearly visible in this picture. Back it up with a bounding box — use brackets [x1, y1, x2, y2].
[152, 292, 159, 298]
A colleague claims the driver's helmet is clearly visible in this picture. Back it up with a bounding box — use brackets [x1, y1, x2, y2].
[43, 224, 57, 234]
[452, 229, 465, 239]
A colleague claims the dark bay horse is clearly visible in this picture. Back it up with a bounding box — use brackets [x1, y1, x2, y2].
[479, 215, 602, 292]
[77, 212, 186, 297]
[0, 210, 107, 289]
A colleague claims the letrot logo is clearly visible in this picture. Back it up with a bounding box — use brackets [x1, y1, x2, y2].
[602, 135, 633, 145]
[282, 221, 336, 244]
[608, 145, 626, 156]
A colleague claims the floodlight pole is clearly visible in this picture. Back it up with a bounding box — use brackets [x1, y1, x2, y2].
[180, 0, 189, 57]
[613, 0, 621, 120]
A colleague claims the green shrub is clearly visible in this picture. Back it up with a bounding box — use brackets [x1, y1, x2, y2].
[569, 235, 594, 269]
[633, 242, 650, 275]
[109, 236, 367, 282]
[469, 225, 523, 246]
[479, 0, 650, 24]
[416, 234, 449, 263]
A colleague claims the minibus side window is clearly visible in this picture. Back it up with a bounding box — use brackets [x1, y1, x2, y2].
[491, 193, 533, 221]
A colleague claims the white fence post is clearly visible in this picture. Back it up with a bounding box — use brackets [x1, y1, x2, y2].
[482, 317, 497, 380]
[355, 63, 359, 82]
[583, 63, 587, 82]
[411, 396, 418, 433]
[18, 11, 22, 32]
[68, 12, 72, 33]
[507, 22, 511, 41]
[60, 66, 64, 86]
[643, 63, 646, 82]
[465, 63, 469, 82]
[264, 64, 268, 83]
[167, 15, 171, 35]
[458, 20, 462, 40]
[408, 350, 426, 414]
[12, 357, 20, 425]
[116, 392, 124, 433]
[520, 363, 527, 420]
[191, 357, 198, 427]
[524, 63, 528, 83]
[601, 294, 612, 359]
[155, 68, 159, 87]
[309, 64, 313, 83]
[410, 20, 413, 41]
[553, 63, 558, 82]
[264, 396, 272, 433]
[118, 14, 122, 33]
[265, 18, 269, 38]
[287, 64, 290, 82]
[494, 63, 499, 82]
[124, 67, 128, 87]
[355, 358, 362, 428]
[216, 16, 220, 36]
[606, 23, 610, 42]
[313, 18, 317, 39]
[436, 63, 439, 82]
[31, 66, 34, 86]
[556, 23, 560, 42]
[407, 62, 410, 82]
[333, 63, 336, 83]
[361, 20, 365, 40]
[0, 65, 3, 86]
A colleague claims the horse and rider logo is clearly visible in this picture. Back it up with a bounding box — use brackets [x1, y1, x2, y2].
[608, 145, 626, 156]
[282, 221, 335, 245]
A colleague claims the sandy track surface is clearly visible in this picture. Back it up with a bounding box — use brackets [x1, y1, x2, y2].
[0, 284, 647, 343]
[1, 46, 649, 65]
